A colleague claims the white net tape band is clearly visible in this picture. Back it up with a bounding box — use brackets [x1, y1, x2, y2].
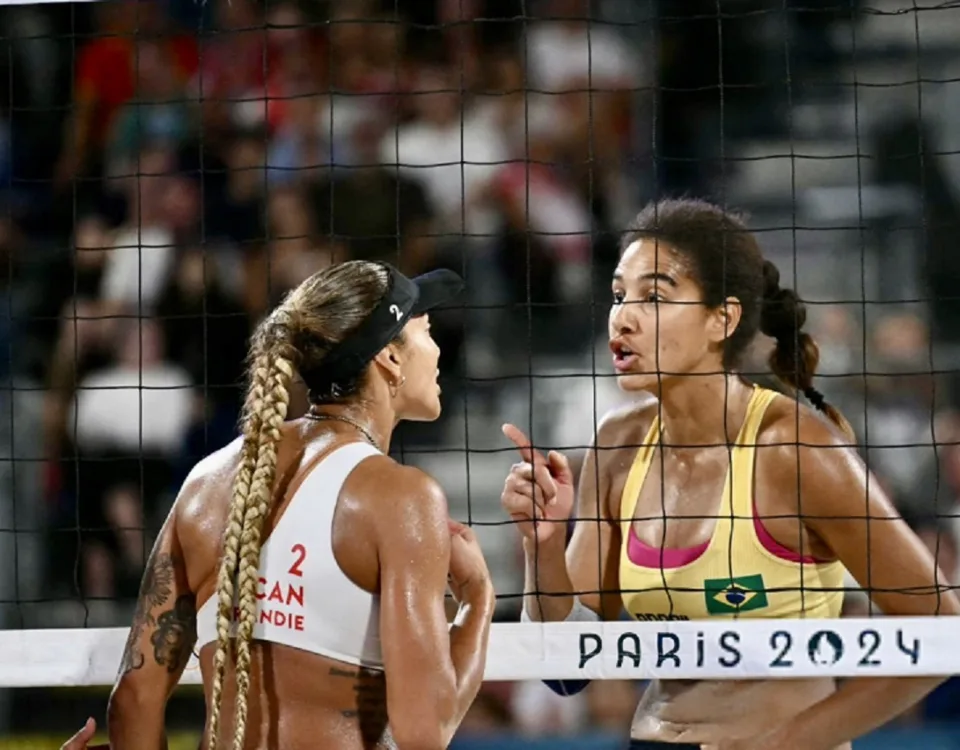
[2, 617, 955, 688]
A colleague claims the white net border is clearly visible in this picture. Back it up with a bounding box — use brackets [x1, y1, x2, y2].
[2, 617, 956, 688]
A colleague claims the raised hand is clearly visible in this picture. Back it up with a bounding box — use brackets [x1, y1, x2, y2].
[500, 424, 575, 545]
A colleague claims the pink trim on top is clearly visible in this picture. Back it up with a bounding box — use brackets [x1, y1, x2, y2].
[627, 525, 709, 568]
[626, 503, 827, 569]
[751, 500, 825, 564]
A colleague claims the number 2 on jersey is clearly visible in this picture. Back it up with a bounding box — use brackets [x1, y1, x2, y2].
[289, 544, 307, 577]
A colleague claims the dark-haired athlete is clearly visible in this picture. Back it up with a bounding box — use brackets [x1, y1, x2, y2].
[107, 261, 495, 750]
[502, 198, 959, 750]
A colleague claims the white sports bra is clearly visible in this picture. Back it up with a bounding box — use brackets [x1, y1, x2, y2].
[195, 441, 384, 670]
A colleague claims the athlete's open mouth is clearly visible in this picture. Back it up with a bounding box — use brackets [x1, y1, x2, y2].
[610, 340, 639, 372]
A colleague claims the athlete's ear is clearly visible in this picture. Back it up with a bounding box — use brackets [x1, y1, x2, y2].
[707, 296, 742, 345]
[373, 340, 404, 384]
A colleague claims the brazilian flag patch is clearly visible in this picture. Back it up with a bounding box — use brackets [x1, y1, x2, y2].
[703, 574, 769, 614]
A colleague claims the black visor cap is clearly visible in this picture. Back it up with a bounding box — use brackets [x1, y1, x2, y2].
[409, 267, 465, 316]
[303, 263, 464, 390]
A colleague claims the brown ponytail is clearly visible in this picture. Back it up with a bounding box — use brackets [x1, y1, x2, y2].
[759, 260, 854, 440]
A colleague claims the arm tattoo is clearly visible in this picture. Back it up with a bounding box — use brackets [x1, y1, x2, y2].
[120, 552, 196, 675]
[151, 594, 198, 673]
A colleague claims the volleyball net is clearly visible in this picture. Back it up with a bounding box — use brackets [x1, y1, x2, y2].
[1, 0, 960, 742]
[2, 615, 959, 689]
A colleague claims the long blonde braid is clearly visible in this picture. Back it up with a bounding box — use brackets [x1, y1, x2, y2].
[206, 307, 297, 750]
[206, 368, 267, 750]
[231, 354, 294, 750]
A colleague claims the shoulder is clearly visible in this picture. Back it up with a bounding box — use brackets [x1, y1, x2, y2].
[583, 395, 659, 501]
[755, 391, 863, 504]
[343, 457, 451, 563]
[595, 394, 659, 453]
[175, 435, 246, 522]
[345, 454, 449, 526]
[184, 435, 245, 486]
[757, 391, 855, 453]
[350, 454, 446, 502]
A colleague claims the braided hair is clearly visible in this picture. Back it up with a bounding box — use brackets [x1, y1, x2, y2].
[206, 261, 393, 750]
[758, 260, 854, 439]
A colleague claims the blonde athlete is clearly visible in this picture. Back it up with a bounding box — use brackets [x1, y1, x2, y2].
[108, 261, 495, 750]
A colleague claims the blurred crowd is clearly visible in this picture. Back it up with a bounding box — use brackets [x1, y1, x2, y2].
[10, 0, 649, 604]
[1, 0, 960, 742]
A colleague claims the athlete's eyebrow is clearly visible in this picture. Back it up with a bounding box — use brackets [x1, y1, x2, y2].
[612, 271, 679, 287]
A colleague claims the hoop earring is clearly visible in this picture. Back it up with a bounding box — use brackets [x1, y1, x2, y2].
[390, 375, 406, 399]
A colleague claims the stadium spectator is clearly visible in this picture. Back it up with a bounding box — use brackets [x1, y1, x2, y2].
[98, 145, 180, 316]
[190, 0, 266, 135]
[312, 117, 435, 274]
[523, 0, 645, 225]
[378, 60, 507, 239]
[54, 1, 197, 191]
[154, 245, 250, 422]
[69, 318, 194, 598]
[266, 82, 336, 188]
[105, 38, 195, 175]
[203, 128, 268, 252]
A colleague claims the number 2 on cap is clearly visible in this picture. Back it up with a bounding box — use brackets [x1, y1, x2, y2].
[389, 304, 402, 321]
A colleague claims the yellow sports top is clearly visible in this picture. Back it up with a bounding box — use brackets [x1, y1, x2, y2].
[618, 387, 845, 621]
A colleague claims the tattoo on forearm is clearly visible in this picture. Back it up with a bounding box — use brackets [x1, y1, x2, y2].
[151, 594, 198, 673]
[120, 552, 196, 676]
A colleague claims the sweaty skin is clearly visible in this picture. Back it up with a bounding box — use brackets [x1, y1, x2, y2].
[583, 399, 845, 749]
[186, 426, 394, 749]
[108, 418, 493, 750]
[514, 391, 957, 749]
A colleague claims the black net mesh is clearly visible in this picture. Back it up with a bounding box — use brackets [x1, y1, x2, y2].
[0, 0, 958, 745]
